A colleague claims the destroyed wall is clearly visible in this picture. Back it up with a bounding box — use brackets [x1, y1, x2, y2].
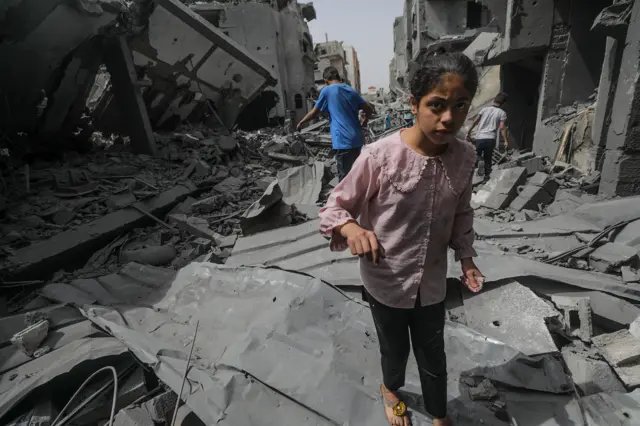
[113, 0, 278, 133]
[389, 15, 408, 94]
[0, 0, 125, 142]
[343, 44, 362, 93]
[532, 0, 611, 160]
[314, 41, 349, 88]
[193, 0, 316, 126]
[599, 0, 640, 196]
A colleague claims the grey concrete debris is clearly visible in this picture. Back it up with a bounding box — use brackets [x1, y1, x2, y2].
[462, 279, 559, 356]
[588, 242, 639, 273]
[592, 329, 640, 388]
[469, 379, 499, 401]
[120, 245, 177, 266]
[562, 345, 626, 396]
[10, 320, 49, 357]
[472, 167, 528, 210]
[551, 294, 593, 341]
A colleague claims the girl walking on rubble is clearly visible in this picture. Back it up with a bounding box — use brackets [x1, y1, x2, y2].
[318, 53, 485, 426]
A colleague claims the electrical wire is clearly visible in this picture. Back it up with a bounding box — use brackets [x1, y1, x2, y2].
[51, 366, 119, 426]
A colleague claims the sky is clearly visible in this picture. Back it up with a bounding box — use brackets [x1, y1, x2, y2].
[308, 0, 404, 92]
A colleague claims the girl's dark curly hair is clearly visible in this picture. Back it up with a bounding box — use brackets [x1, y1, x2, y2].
[410, 52, 479, 102]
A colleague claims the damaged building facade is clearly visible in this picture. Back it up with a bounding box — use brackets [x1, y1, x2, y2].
[480, 0, 640, 197]
[0, 0, 318, 155]
[389, 0, 498, 96]
[192, 0, 318, 127]
[314, 40, 350, 90]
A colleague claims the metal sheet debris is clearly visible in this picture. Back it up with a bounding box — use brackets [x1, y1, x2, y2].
[24, 263, 575, 426]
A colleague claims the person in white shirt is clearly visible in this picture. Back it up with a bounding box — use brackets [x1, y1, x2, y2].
[466, 93, 508, 178]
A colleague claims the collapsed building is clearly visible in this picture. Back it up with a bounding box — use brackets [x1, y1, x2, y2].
[478, 0, 640, 199]
[0, 0, 319, 156]
[389, 0, 499, 96]
[3, 1, 640, 425]
[192, 0, 317, 128]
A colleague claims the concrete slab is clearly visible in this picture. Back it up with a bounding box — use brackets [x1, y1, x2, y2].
[472, 167, 528, 209]
[462, 280, 559, 356]
[573, 195, 640, 229]
[474, 215, 600, 239]
[613, 218, 640, 249]
[592, 329, 640, 388]
[2, 185, 192, 281]
[458, 252, 640, 302]
[561, 347, 626, 395]
[588, 242, 639, 273]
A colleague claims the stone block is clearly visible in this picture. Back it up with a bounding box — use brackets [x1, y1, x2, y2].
[592, 329, 640, 387]
[561, 348, 626, 395]
[519, 156, 546, 176]
[510, 184, 554, 211]
[471, 167, 528, 210]
[190, 196, 223, 214]
[588, 242, 639, 273]
[214, 176, 245, 193]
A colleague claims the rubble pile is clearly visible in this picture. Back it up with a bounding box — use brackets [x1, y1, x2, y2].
[0, 126, 333, 288]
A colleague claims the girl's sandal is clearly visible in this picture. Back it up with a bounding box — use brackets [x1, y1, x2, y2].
[380, 384, 410, 426]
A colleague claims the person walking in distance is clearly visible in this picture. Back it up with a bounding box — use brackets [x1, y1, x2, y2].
[296, 67, 374, 181]
[319, 53, 485, 426]
[466, 92, 509, 179]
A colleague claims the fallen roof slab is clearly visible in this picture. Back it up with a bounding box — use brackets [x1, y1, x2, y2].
[455, 252, 640, 302]
[2, 185, 193, 282]
[462, 280, 559, 356]
[52, 263, 574, 425]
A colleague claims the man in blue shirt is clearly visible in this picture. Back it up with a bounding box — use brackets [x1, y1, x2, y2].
[297, 67, 374, 181]
[384, 109, 393, 130]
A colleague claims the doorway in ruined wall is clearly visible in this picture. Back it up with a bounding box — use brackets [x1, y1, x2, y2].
[501, 57, 543, 151]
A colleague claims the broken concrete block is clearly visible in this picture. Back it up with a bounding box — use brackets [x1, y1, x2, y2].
[181, 159, 210, 180]
[106, 192, 136, 209]
[218, 135, 238, 153]
[613, 219, 640, 249]
[561, 347, 626, 395]
[214, 176, 245, 193]
[462, 279, 559, 356]
[10, 320, 49, 357]
[592, 329, 640, 387]
[120, 245, 176, 266]
[51, 208, 75, 225]
[471, 167, 528, 210]
[469, 379, 498, 401]
[622, 266, 640, 283]
[190, 196, 223, 214]
[510, 172, 559, 212]
[551, 294, 593, 341]
[168, 214, 223, 244]
[519, 156, 546, 176]
[588, 242, 639, 273]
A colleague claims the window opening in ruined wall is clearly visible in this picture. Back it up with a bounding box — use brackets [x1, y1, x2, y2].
[467, 1, 483, 29]
[295, 94, 303, 109]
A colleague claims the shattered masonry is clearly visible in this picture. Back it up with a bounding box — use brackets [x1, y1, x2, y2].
[3, 0, 640, 426]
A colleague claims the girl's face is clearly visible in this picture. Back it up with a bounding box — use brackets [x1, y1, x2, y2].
[411, 73, 471, 145]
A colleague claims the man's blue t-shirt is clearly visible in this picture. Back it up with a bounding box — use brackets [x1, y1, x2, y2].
[384, 114, 392, 129]
[315, 83, 366, 150]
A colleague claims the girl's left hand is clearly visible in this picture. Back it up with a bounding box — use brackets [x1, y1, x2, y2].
[460, 258, 485, 293]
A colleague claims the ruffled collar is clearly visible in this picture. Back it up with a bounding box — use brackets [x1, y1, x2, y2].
[366, 131, 476, 195]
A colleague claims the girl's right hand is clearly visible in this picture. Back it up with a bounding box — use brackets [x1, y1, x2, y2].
[339, 222, 386, 265]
